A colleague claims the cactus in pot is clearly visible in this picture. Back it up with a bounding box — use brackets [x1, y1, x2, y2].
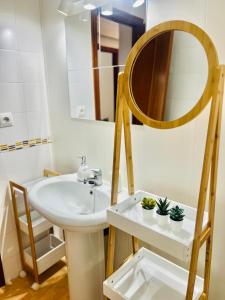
[141, 198, 156, 210]
[141, 197, 156, 220]
[156, 197, 170, 226]
[169, 205, 185, 233]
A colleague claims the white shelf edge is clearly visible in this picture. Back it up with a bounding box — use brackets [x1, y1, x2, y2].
[104, 247, 203, 300]
[24, 234, 66, 275]
[107, 190, 208, 262]
[19, 210, 52, 237]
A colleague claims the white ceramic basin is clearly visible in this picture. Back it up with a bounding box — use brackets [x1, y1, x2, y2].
[29, 174, 111, 232]
[29, 173, 127, 300]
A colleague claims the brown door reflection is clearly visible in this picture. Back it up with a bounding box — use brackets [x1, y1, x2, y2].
[91, 8, 146, 122]
[132, 31, 174, 124]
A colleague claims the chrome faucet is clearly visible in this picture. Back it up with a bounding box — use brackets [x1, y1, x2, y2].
[85, 169, 102, 186]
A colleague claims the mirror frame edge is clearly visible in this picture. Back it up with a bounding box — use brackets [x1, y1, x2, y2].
[123, 20, 219, 129]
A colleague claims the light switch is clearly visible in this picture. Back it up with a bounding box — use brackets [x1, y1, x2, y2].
[0, 113, 14, 128]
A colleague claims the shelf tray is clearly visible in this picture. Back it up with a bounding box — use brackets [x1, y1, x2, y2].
[19, 210, 52, 237]
[24, 234, 65, 275]
[104, 247, 203, 300]
[107, 191, 208, 261]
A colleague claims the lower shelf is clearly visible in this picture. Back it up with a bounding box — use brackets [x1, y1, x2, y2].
[24, 234, 65, 275]
[103, 247, 203, 300]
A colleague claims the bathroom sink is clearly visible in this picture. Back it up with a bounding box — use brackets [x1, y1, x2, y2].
[29, 174, 112, 232]
[29, 173, 127, 300]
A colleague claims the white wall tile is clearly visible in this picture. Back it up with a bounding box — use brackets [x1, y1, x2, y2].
[26, 111, 50, 139]
[31, 144, 53, 177]
[69, 81, 95, 119]
[65, 13, 93, 70]
[0, 112, 28, 145]
[19, 52, 42, 83]
[0, 145, 52, 183]
[0, 50, 20, 82]
[0, 0, 52, 282]
[23, 83, 47, 112]
[0, 13, 17, 50]
[0, 0, 15, 16]
[0, 83, 25, 113]
[15, 0, 42, 52]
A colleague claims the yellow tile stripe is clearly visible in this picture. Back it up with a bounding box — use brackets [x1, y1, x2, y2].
[0, 137, 52, 153]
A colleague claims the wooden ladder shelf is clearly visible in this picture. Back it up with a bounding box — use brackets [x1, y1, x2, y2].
[104, 20, 225, 300]
[10, 169, 65, 290]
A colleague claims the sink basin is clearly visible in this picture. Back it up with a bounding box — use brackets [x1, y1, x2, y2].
[29, 173, 127, 300]
[29, 174, 111, 232]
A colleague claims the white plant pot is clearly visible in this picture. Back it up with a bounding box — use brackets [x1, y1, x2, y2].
[170, 219, 183, 233]
[142, 208, 154, 220]
[156, 213, 169, 227]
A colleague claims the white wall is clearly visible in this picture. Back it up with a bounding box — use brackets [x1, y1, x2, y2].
[41, 0, 225, 299]
[0, 0, 52, 281]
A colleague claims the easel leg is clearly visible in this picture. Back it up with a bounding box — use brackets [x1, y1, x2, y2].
[106, 73, 124, 279]
[186, 67, 223, 300]
[123, 97, 139, 254]
[203, 70, 224, 299]
[106, 225, 116, 277]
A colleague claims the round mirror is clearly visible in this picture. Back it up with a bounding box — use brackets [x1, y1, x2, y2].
[124, 21, 218, 128]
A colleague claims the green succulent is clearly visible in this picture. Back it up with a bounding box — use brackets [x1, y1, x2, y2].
[169, 205, 185, 221]
[141, 197, 156, 210]
[156, 197, 170, 216]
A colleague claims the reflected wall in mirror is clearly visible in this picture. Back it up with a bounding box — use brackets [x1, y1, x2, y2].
[64, 0, 147, 121]
[131, 31, 208, 123]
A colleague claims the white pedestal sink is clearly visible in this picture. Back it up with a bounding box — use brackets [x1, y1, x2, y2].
[29, 174, 123, 300]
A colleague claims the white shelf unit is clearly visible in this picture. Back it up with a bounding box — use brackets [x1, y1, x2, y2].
[24, 234, 65, 275]
[10, 169, 65, 289]
[104, 247, 203, 300]
[107, 191, 208, 262]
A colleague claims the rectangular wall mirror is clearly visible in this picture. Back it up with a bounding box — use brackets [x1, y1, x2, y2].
[65, 0, 147, 122]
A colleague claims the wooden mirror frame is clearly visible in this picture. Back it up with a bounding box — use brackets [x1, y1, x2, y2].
[123, 20, 219, 129]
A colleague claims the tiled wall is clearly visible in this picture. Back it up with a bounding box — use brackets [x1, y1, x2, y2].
[0, 0, 53, 281]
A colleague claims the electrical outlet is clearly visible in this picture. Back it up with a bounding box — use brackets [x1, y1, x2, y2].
[0, 113, 14, 128]
[77, 105, 86, 118]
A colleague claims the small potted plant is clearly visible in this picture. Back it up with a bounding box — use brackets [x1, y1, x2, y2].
[156, 197, 170, 226]
[141, 197, 156, 219]
[169, 205, 185, 233]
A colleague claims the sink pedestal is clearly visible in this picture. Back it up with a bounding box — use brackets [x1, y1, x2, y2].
[65, 230, 105, 300]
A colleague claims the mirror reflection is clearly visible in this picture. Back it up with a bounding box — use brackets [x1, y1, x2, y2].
[65, 0, 147, 121]
[131, 31, 208, 123]
[64, 2, 208, 124]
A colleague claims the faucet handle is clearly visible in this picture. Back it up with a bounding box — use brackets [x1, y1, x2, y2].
[90, 168, 102, 176]
[89, 169, 102, 186]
